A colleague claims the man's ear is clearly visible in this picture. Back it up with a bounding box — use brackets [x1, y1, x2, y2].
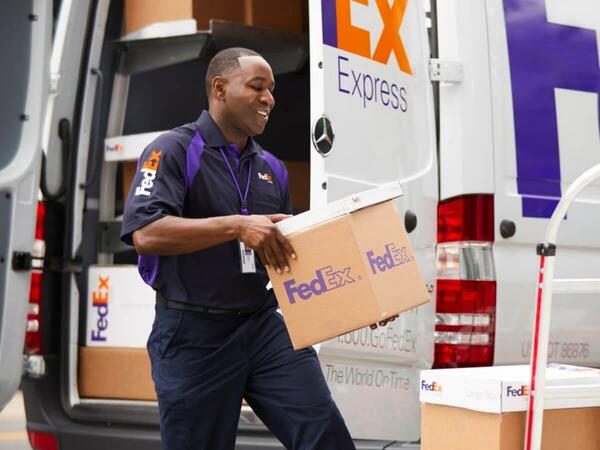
[212, 76, 227, 101]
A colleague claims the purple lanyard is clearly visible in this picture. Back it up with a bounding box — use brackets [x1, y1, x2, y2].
[219, 148, 252, 216]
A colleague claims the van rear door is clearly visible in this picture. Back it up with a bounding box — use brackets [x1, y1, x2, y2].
[309, 0, 437, 440]
[0, 0, 51, 410]
[488, 0, 600, 366]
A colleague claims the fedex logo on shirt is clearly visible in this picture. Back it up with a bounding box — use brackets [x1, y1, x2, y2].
[91, 276, 110, 342]
[366, 242, 412, 274]
[258, 172, 273, 184]
[322, 0, 412, 74]
[283, 265, 355, 304]
[135, 150, 163, 197]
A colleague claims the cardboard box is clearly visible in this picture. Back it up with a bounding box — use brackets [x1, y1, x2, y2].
[267, 183, 429, 349]
[193, 0, 246, 30]
[243, 0, 306, 33]
[420, 364, 600, 450]
[422, 403, 600, 450]
[86, 265, 155, 347]
[121, 161, 137, 203]
[124, 0, 195, 35]
[123, 0, 306, 36]
[79, 346, 156, 400]
[283, 160, 310, 212]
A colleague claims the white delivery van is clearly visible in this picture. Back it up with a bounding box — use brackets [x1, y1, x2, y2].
[1, 0, 600, 448]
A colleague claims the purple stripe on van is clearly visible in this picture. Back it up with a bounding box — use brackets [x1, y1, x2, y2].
[138, 255, 159, 286]
[185, 129, 206, 190]
[503, 0, 600, 218]
[322, 0, 338, 48]
[260, 150, 288, 197]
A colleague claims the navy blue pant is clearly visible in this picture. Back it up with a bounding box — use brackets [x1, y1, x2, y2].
[147, 301, 355, 450]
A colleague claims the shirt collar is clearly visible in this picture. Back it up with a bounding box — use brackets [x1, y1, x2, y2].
[195, 111, 260, 159]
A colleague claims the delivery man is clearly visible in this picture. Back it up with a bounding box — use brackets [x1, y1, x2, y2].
[120, 47, 356, 450]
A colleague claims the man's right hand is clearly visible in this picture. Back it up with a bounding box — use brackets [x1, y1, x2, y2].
[237, 214, 296, 274]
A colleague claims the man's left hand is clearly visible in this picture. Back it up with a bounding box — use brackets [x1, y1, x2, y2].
[369, 314, 399, 330]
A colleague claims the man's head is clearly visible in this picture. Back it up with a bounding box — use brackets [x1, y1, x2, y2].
[206, 47, 275, 138]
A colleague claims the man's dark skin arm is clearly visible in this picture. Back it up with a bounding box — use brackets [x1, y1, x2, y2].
[135, 214, 397, 324]
[132, 213, 296, 274]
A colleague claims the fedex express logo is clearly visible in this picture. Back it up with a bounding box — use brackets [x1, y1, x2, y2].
[135, 150, 163, 196]
[421, 380, 443, 392]
[322, 0, 412, 111]
[91, 276, 109, 342]
[506, 385, 529, 397]
[284, 266, 355, 304]
[367, 242, 412, 274]
[322, 0, 412, 74]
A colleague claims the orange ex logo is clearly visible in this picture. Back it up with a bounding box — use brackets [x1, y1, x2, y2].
[135, 150, 163, 197]
[322, 0, 412, 75]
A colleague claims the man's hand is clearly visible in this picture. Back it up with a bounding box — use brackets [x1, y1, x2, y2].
[237, 214, 296, 274]
[369, 314, 399, 330]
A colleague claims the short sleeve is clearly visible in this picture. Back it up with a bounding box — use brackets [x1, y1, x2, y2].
[120, 134, 186, 246]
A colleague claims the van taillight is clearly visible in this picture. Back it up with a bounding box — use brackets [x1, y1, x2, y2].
[434, 194, 496, 368]
[27, 430, 58, 450]
[25, 201, 46, 354]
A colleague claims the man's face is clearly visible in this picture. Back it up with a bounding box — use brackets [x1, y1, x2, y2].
[221, 56, 275, 137]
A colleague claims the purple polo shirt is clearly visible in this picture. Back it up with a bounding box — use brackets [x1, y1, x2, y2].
[120, 111, 292, 310]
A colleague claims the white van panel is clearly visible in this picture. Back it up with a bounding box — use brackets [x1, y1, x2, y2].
[438, 0, 495, 201]
[495, 245, 600, 365]
[486, 0, 600, 365]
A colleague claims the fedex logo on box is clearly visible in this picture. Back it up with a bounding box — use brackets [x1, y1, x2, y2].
[367, 242, 412, 274]
[506, 384, 529, 397]
[91, 276, 110, 342]
[284, 265, 355, 304]
[421, 380, 443, 392]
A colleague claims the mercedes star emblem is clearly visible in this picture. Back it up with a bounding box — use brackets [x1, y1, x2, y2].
[312, 115, 335, 157]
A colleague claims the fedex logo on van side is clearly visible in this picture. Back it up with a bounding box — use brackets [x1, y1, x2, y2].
[322, 0, 412, 111]
[366, 242, 412, 274]
[283, 266, 355, 304]
[91, 276, 110, 342]
[322, 0, 412, 74]
[506, 384, 529, 398]
[503, 0, 600, 218]
[421, 380, 442, 392]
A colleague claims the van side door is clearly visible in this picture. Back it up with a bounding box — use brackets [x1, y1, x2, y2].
[308, 0, 438, 440]
[0, 0, 51, 410]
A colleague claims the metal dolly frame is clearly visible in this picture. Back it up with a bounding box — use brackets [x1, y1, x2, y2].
[525, 163, 600, 450]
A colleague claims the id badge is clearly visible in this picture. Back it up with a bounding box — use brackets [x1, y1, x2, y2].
[239, 240, 256, 273]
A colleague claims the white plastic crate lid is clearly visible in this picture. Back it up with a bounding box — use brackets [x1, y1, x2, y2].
[277, 182, 403, 236]
[120, 19, 197, 41]
[420, 364, 600, 413]
[105, 131, 165, 162]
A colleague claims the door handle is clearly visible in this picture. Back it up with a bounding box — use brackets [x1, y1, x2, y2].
[500, 219, 516, 238]
[405, 210, 417, 233]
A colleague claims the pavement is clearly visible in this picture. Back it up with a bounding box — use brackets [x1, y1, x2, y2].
[0, 391, 30, 450]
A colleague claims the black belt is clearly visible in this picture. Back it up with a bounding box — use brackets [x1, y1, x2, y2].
[155, 292, 258, 317]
